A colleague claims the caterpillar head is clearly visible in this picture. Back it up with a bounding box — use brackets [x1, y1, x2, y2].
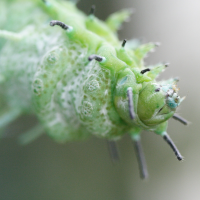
[113, 68, 184, 128]
[137, 82, 184, 126]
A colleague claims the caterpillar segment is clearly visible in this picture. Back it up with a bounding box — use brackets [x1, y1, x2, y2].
[0, 0, 188, 179]
[107, 140, 120, 163]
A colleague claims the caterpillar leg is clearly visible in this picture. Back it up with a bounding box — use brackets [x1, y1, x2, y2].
[162, 132, 183, 161]
[18, 124, 44, 145]
[155, 122, 183, 161]
[130, 128, 148, 179]
[0, 108, 21, 129]
[107, 140, 120, 163]
[127, 87, 136, 119]
[172, 113, 188, 125]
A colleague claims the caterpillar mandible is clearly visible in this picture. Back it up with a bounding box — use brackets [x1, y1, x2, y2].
[0, 0, 188, 179]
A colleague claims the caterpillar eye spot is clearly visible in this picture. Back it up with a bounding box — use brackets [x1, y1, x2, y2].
[155, 88, 160, 92]
[174, 96, 180, 103]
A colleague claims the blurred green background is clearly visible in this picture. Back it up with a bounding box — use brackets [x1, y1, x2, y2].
[0, 0, 198, 199]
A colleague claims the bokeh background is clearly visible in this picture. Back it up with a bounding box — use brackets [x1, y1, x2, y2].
[0, 0, 199, 199]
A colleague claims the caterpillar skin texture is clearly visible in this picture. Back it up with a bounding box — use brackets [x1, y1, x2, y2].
[0, 0, 187, 178]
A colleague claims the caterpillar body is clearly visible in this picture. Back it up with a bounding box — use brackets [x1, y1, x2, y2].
[0, 0, 187, 179]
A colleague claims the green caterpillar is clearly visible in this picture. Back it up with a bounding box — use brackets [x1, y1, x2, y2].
[0, 0, 187, 179]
